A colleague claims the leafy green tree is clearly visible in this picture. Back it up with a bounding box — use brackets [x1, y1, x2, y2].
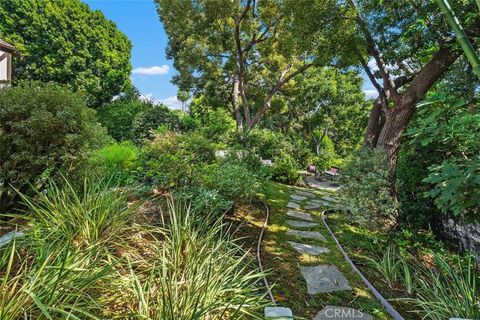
[156, 0, 358, 129]
[0, 0, 132, 107]
[131, 104, 182, 142]
[97, 96, 151, 141]
[402, 94, 480, 219]
[0, 81, 109, 213]
[352, 0, 480, 174]
[177, 90, 190, 112]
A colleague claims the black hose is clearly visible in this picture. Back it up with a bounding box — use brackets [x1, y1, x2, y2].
[321, 209, 404, 320]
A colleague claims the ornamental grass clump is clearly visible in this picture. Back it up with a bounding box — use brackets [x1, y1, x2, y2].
[126, 202, 266, 319]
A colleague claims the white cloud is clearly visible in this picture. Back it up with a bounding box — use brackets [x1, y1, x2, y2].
[138, 94, 189, 110]
[363, 89, 378, 99]
[132, 65, 170, 75]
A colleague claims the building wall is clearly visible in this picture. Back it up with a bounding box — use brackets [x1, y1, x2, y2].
[0, 48, 8, 81]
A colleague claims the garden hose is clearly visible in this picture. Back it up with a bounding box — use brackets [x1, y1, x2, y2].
[258, 199, 276, 304]
[321, 209, 404, 320]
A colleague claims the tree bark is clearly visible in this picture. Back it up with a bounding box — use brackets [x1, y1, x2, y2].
[377, 46, 460, 172]
[232, 74, 243, 130]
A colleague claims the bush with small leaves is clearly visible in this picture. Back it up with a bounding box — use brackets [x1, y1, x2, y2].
[340, 147, 399, 228]
[0, 81, 109, 213]
[271, 154, 301, 185]
[131, 104, 181, 142]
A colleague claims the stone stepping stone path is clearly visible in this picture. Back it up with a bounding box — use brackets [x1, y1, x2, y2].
[294, 189, 315, 198]
[287, 229, 326, 241]
[290, 194, 307, 201]
[265, 306, 293, 319]
[286, 201, 301, 209]
[287, 210, 313, 221]
[304, 202, 321, 210]
[288, 241, 330, 255]
[277, 188, 374, 319]
[285, 220, 318, 228]
[300, 265, 352, 294]
[322, 196, 338, 203]
[314, 306, 373, 320]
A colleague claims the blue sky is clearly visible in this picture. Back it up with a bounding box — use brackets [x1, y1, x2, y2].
[83, 0, 378, 107]
[83, 0, 183, 108]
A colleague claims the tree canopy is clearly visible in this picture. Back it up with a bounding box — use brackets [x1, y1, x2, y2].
[156, 0, 359, 129]
[0, 0, 132, 107]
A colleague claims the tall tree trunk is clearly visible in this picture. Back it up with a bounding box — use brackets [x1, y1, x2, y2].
[377, 46, 460, 174]
[364, 98, 383, 147]
[232, 74, 243, 130]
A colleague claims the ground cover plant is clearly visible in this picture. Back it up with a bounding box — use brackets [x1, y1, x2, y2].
[0, 177, 266, 319]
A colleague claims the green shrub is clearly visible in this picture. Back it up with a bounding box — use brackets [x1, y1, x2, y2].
[0, 81, 109, 213]
[313, 134, 339, 171]
[202, 161, 259, 205]
[97, 97, 150, 141]
[139, 131, 217, 190]
[131, 104, 181, 142]
[399, 94, 480, 222]
[423, 158, 480, 217]
[90, 141, 139, 185]
[245, 128, 294, 160]
[340, 147, 398, 228]
[174, 186, 233, 220]
[271, 155, 301, 185]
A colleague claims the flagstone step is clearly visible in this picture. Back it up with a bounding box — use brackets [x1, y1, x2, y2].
[314, 305, 373, 320]
[304, 202, 321, 210]
[294, 190, 315, 198]
[300, 265, 352, 294]
[286, 201, 301, 209]
[288, 241, 330, 255]
[264, 306, 293, 319]
[287, 229, 326, 241]
[287, 210, 313, 221]
[290, 194, 307, 201]
[285, 220, 318, 228]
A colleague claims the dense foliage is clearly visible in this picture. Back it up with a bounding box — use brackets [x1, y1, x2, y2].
[0, 0, 132, 107]
[0, 81, 109, 213]
[97, 95, 150, 141]
[340, 148, 399, 228]
[131, 104, 182, 142]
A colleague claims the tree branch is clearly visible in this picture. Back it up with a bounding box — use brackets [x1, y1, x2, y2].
[348, 0, 399, 101]
[249, 63, 313, 128]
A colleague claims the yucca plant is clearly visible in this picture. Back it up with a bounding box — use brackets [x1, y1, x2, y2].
[125, 201, 266, 319]
[414, 254, 480, 320]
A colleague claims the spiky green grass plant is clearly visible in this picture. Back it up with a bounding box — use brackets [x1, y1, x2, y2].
[0, 238, 110, 319]
[19, 177, 140, 249]
[414, 254, 480, 320]
[125, 202, 267, 319]
[1, 178, 267, 319]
